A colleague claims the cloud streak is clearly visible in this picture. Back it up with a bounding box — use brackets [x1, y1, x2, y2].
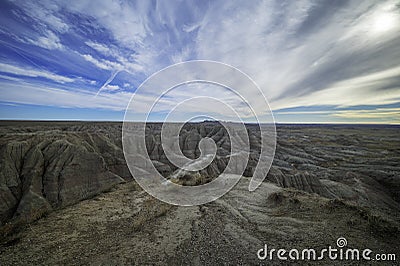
[0, 62, 74, 83]
[0, 0, 399, 123]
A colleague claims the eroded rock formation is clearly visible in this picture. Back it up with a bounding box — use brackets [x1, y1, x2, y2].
[0, 121, 399, 228]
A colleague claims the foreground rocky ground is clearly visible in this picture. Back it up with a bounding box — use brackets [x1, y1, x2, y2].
[0, 121, 399, 264]
[1, 179, 399, 265]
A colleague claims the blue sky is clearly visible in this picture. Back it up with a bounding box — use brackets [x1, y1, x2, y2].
[0, 0, 399, 123]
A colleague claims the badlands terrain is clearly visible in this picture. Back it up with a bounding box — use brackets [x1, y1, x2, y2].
[0, 121, 399, 265]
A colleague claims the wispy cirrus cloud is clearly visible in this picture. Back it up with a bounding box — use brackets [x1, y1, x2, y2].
[271, 66, 400, 110]
[81, 54, 121, 71]
[332, 108, 400, 120]
[0, 62, 74, 83]
[0, 79, 129, 111]
[27, 30, 63, 50]
[0, 0, 399, 123]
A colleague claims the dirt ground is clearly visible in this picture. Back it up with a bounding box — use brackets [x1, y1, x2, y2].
[1, 177, 398, 265]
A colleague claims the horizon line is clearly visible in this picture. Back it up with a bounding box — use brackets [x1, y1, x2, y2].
[0, 119, 399, 126]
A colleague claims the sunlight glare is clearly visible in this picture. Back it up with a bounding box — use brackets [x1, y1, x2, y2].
[372, 12, 397, 33]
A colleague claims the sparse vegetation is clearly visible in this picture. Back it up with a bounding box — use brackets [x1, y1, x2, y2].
[132, 197, 172, 231]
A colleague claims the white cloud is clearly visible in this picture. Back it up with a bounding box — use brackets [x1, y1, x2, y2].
[0, 79, 182, 114]
[13, 1, 69, 33]
[193, 0, 400, 109]
[0, 80, 130, 111]
[105, 84, 120, 91]
[2, 0, 400, 122]
[85, 41, 113, 56]
[26, 30, 63, 50]
[81, 54, 121, 71]
[0, 74, 23, 82]
[0, 62, 74, 83]
[66, 1, 148, 47]
[80, 50, 143, 96]
[170, 46, 192, 64]
[182, 22, 201, 33]
[34, 30, 63, 50]
[274, 107, 400, 124]
[81, 50, 143, 75]
[271, 66, 400, 110]
[332, 108, 400, 120]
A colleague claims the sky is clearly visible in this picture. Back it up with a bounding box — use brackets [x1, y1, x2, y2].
[0, 0, 399, 123]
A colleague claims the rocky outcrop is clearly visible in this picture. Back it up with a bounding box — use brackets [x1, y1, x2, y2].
[0, 124, 126, 226]
[1, 121, 399, 228]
